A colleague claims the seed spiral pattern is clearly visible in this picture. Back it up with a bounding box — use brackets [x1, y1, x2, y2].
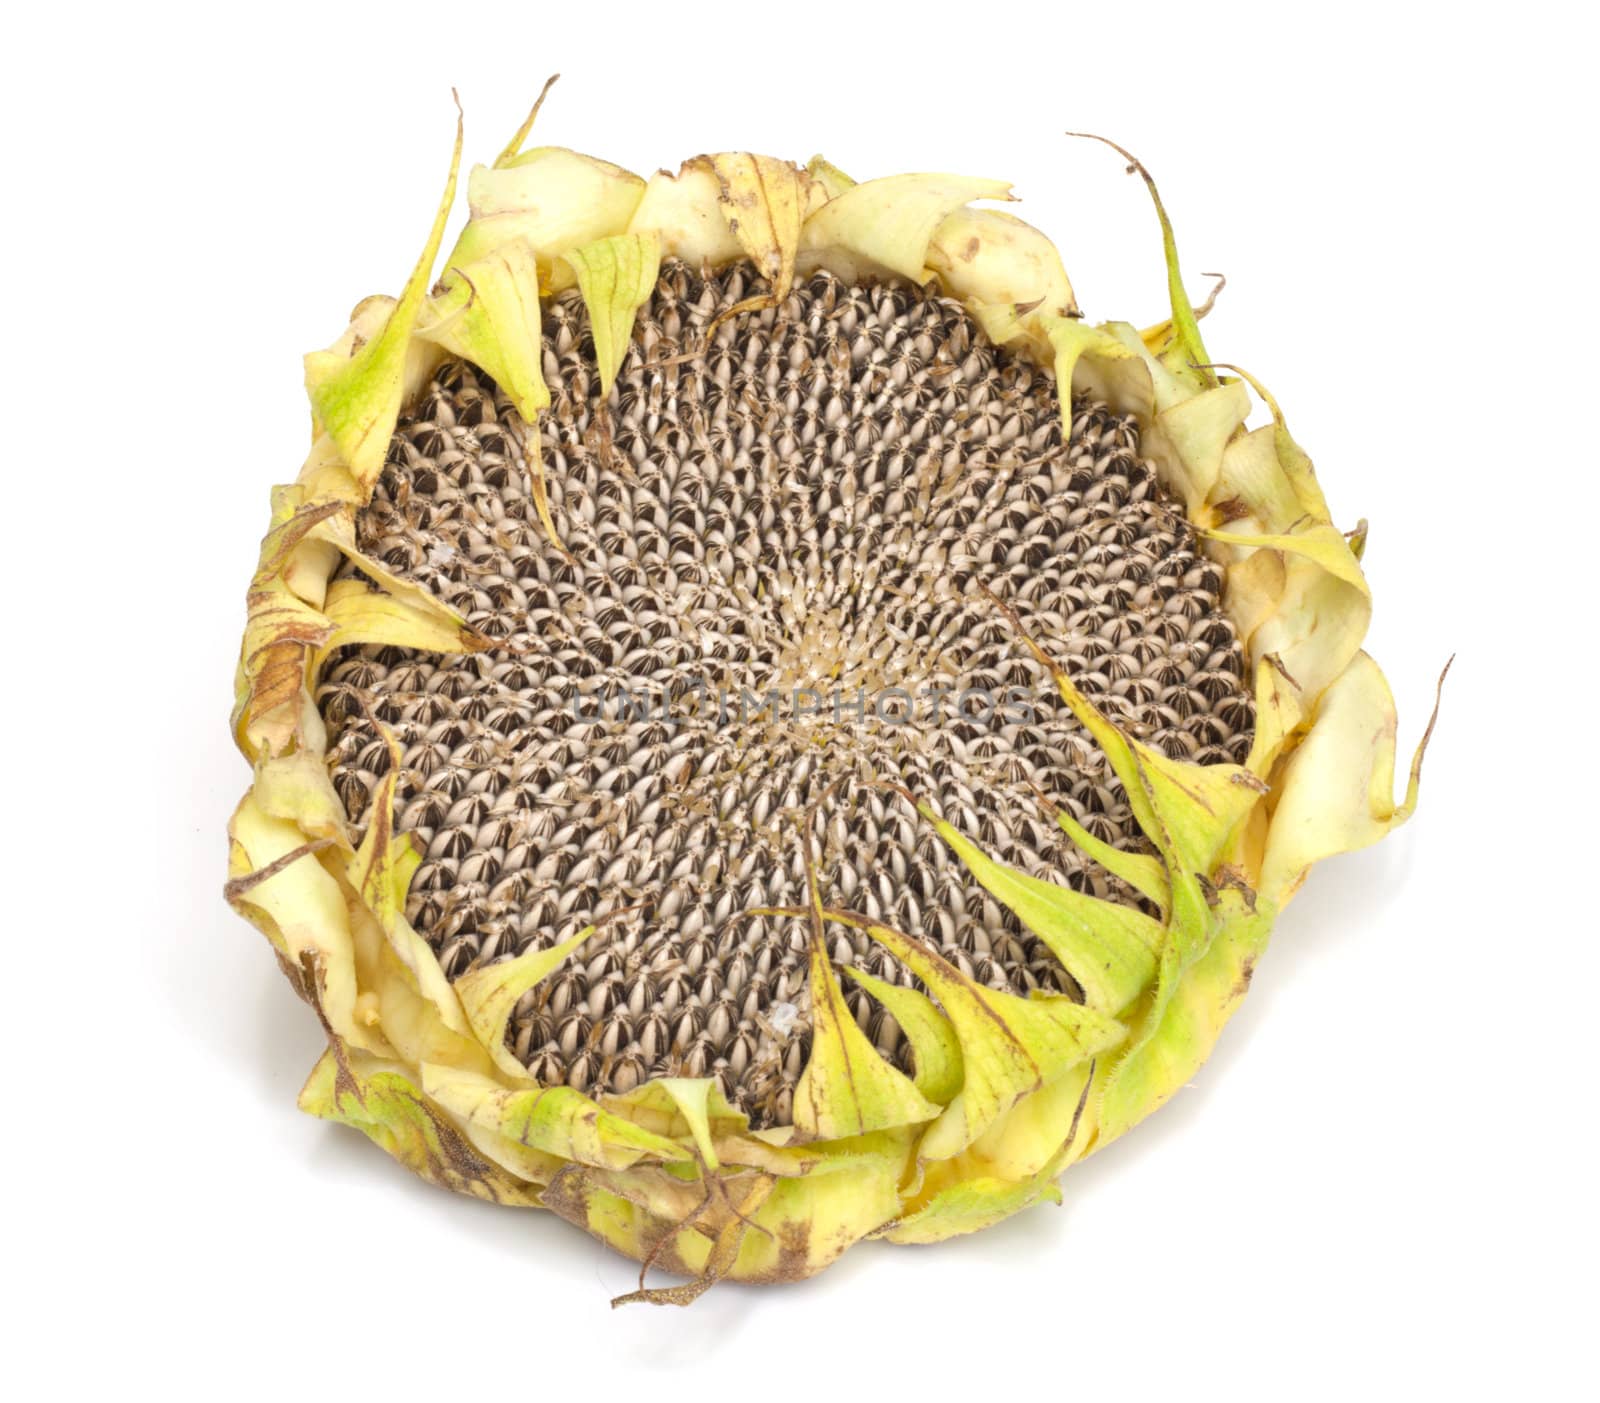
[318, 260, 1255, 1129]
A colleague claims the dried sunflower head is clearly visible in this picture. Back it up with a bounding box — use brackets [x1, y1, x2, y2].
[227, 84, 1440, 1305]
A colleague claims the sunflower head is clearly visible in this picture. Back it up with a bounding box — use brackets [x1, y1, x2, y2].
[227, 82, 1440, 1304]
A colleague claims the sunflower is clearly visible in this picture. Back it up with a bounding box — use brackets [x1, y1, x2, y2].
[227, 82, 1440, 1305]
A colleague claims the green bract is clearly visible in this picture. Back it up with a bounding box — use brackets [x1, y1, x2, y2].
[227, 89, 1440, 1304]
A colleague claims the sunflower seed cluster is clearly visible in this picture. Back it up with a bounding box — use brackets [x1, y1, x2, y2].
[318, 259, 1254, 1129]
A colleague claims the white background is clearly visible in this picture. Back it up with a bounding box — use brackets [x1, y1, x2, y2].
[5, 1, 1594, 1397]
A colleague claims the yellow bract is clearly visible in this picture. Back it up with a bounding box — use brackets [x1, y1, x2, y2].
[800, 172, 1014, 282]
[304, 114, 463, 491]
[928, 207, 1078, 319]
[454, 927, 599, 1082]
[416, 238, 549, 422]
[792, 930, 942, 1140]
[229, 88, 1440, 1300]
[707, 153, 806, 301]
[466, 146, 646, 293]
[561, 232, 662, 395]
